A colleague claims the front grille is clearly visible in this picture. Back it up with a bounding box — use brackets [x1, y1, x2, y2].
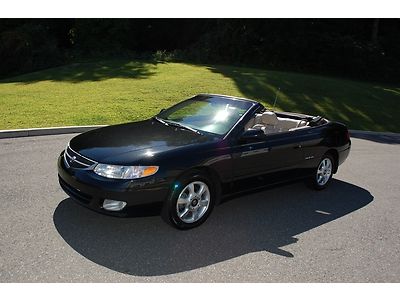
[64, 145, 97, 169]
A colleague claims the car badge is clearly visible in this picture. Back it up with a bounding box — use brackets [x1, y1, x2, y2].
[70, 156, 76, 164]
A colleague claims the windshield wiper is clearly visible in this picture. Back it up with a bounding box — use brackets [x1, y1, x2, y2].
[164, 120, 203, 135]
[152, 116, 170, 127]
[153, 116, 203, 135]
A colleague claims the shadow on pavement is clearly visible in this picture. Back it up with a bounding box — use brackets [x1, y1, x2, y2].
[53, 179, 373, 276]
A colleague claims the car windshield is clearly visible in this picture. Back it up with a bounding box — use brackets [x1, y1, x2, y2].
[157, 95, 254, 135]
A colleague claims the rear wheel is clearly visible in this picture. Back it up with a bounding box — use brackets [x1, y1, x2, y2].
[162, 171, 215, 229]
[307, 154, 334, 190]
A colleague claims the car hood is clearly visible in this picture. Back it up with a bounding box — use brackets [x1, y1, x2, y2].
[69, 119, 215, 163]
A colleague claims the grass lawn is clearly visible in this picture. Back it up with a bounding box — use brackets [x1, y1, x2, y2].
[0, 59, 399, 132]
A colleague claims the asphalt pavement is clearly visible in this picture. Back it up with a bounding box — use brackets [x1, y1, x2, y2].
[0, 133, 399, 282]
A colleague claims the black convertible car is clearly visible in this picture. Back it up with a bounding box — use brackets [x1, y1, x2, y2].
[58, 94, 351, 229]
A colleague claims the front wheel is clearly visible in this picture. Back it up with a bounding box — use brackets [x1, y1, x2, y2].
[162, 172, 215, 229]
[307, 154, 334, 190]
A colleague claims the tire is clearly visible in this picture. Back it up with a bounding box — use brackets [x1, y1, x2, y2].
[307, 153, 335, 190]
[161, 171, 216, 230]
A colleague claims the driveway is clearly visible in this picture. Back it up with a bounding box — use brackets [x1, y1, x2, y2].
[0, 133, 399, 282]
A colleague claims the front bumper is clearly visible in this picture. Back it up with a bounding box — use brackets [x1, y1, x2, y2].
[57, 152, 170, 216]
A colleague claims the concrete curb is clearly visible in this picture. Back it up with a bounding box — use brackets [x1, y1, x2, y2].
[0, 125, 106, 139]
[349, 130, 400, 137]
[349, 130, 400, 143]
[0, 125, 399, 139]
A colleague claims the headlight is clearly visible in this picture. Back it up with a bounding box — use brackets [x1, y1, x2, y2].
[93, 164, 159, 179]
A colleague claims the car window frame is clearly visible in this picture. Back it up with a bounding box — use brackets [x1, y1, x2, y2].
[157, 96, 257, 138]
[225, 103, 265, 141]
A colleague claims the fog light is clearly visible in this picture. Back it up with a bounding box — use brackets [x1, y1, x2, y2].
[103, 199, 127, 211]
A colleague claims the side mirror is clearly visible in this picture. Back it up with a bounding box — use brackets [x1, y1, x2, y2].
[239, 128, 265, 142]
[159, 108, 165, 113]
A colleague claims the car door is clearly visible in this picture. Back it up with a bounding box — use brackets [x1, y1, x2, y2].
[231, 130, 305, 180]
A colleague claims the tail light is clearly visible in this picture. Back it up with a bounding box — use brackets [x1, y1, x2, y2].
[345, 129, 350, 141]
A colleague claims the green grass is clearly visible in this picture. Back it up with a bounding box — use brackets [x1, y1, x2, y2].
[0, 59, 399, 132]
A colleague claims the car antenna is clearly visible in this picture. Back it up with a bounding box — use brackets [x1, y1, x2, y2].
[272, 87, 280, 111]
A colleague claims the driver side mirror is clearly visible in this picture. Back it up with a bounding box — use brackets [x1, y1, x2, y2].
[239, 128, 265, 142]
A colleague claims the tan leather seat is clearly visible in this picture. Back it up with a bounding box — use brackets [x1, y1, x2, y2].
[289, 121, 309, 131]
[244, 113, 263, 130]
[247, 111, 281, 134]
[260, 111, 280, 133]
[261, 111, 279, 126]
[245, 111, 308, 133]
[276, 117, 301, 131]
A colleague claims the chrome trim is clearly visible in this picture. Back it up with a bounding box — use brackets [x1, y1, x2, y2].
[223, 102, 257, 140]
[64, 150, 91, 167]
[63, 152, 70, 168]
[67, 145, 97, 163]
[63, 143, 98, 169]
[196, 93, 259, 104]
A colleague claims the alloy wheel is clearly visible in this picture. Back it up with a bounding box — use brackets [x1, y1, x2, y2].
[316, 157, 332, 186]
[176, 181, 210, 223]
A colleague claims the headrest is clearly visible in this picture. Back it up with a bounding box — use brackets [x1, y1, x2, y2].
[261, 111, 279, 125]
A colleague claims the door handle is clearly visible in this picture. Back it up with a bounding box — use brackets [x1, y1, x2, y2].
[293, 144, 302, 149]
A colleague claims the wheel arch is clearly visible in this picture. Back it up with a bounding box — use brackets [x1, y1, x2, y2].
[325, 149, 339, 173]
[174, 166, 223, 205]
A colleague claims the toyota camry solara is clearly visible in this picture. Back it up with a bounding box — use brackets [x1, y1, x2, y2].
[58, 94, 351, 229]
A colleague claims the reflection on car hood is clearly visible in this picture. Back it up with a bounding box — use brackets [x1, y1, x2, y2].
[69, 119, 215, 163]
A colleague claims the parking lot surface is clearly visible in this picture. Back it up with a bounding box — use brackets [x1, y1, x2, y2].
[0, 133, 399, 282]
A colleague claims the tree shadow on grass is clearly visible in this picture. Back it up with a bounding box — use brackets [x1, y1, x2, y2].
[53, 179, 373, 277]
[206, 65, 400, 133]
[0, 60, 158, 84]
